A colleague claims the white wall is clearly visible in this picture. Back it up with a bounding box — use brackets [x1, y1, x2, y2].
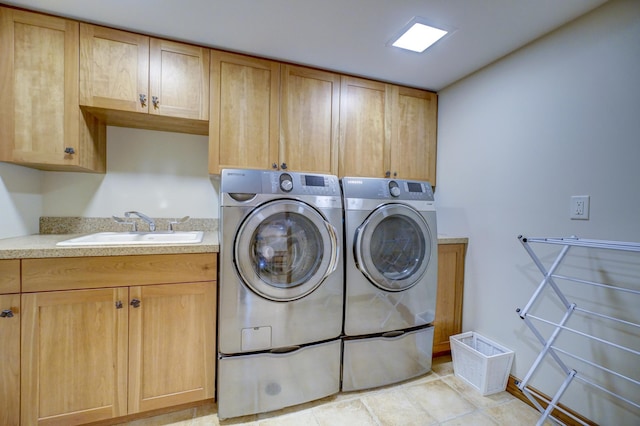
[1, 126, 217, 239]
[0, 163, 42, 238]
[42, 126, 219, 219]
[436, 0, 640, 423]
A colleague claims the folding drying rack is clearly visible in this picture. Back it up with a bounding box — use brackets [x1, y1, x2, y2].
[516, 236, 640, 425]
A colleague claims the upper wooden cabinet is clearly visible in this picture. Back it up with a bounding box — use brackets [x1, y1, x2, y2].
[209, 53, 340, 175]
[339, 75, 437, 184]
[0, 7, 106, 172]
[80, 24, 209, 134]
[279, 65, 340, 174]
[339, 76, 389, 178]
[209, 51, 280, 174]
[391, 86, 438, 184]
[1, 6, 438, 179]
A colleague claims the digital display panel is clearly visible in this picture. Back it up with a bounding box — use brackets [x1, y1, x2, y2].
[407, 182, 423, 193]
[304, 175, 325, 187]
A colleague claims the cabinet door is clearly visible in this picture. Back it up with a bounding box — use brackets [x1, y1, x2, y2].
[149, 39, 210, 120]
[21, 288, 129, 425]
[390, 87, 438, 183]
[0, 8, 98, 171]
[0, 294, 20, 426]
[209, 51, 280, 174]
[128, 282, 216, 413]
[0, 259, 20, 294]
[80, 23, 149, 113]
[433, 243, 466, 356]
[280, 65, 340, 174]
[339, 76, 390, 178]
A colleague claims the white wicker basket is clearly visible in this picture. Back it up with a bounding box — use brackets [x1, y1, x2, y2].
[450, 332, 514, 395]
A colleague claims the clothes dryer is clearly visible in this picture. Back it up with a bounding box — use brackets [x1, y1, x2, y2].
[341, 177, 437, 391]
[217, 169, 343, 419]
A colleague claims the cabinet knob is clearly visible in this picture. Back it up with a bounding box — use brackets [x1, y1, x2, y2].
[152, 96, 159, 109]
[393, 171, 397, 177]
[130, 298, 141, 308]
[139, 94, 147, 107]
[0, 309, 14, 318]
[385, 171, 391, 178]
[272, 163, 278, 169]
[64, 147, 75, 155]
[115, 301, 123, 309]
[281, 162, 287, 170]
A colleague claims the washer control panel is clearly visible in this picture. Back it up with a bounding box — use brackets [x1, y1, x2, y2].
[269, 171, 339, 196]
[220, 168, 340, 198]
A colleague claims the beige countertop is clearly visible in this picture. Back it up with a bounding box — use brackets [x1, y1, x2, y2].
[437, 236, 469, 245]
[0, 232, 220, 259]
[0, 233, 466, 260]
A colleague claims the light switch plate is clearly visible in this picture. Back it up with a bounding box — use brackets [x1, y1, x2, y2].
[570, 195, 590, 220]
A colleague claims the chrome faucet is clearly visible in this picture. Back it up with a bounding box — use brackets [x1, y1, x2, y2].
[124, 211, 156, 232]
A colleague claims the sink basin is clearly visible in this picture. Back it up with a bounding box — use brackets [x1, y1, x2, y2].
[56, 231, 205, 246]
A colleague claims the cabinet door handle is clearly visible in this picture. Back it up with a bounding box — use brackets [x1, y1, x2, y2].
[152, 96, 159, 109]
[0, 309, 14, 318]
[130, 298, 141, 308]
[139, 94, 147, 107]
[280, 162, 287, 170]
[64, 147, 75, 155]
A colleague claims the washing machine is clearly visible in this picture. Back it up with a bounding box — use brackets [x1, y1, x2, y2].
[217, 168, 343, 419]
[340, 176, 437, 391]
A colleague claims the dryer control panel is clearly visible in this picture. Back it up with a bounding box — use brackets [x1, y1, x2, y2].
[341, 177, 434, 201]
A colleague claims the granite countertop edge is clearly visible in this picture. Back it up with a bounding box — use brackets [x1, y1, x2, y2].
[0, 232, 220, 259]
[0, 233, 467, 260]
[436, 236, 469, 245]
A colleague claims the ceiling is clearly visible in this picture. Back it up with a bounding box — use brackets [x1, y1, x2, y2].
[4, 0, 608, 92]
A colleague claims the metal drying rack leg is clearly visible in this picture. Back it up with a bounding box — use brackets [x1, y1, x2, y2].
[516, 235, 640, 425]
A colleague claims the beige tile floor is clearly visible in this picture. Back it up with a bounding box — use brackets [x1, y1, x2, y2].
[116, 356, 545, 426]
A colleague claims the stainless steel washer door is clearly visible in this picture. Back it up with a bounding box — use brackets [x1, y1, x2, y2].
[235, 199, 339, 301]
[355, 204, 432, 291]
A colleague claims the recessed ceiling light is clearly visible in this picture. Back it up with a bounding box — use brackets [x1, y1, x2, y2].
[390, 19, 449, 53]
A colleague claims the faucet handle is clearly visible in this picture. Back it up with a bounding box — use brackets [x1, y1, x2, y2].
[112, 215, 137, 231]
[168, 216, 190, 231]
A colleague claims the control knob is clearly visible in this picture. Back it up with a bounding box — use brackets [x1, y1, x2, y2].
[389, 181, 401, 197]
[279, 174, 293, 192]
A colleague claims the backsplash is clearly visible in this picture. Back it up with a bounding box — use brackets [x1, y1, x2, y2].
[39, 217, 218, 234]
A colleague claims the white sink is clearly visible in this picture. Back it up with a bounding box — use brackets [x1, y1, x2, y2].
[56, 231, 204, 246]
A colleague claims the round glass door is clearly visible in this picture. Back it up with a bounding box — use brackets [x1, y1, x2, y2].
[354, 204, 432, 291]
[234, 199, 338, 301]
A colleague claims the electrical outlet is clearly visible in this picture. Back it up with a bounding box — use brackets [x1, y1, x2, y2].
[570, 195, 590, 220]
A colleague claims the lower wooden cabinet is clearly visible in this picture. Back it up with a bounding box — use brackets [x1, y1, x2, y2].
[21, 287, 129, 425]
[128, 282, 216, 413]
[0, 259, 20, 426]
[0, 293, 20, 426]
[433, 242, 467, 356]
[19, 253, 216, 425]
